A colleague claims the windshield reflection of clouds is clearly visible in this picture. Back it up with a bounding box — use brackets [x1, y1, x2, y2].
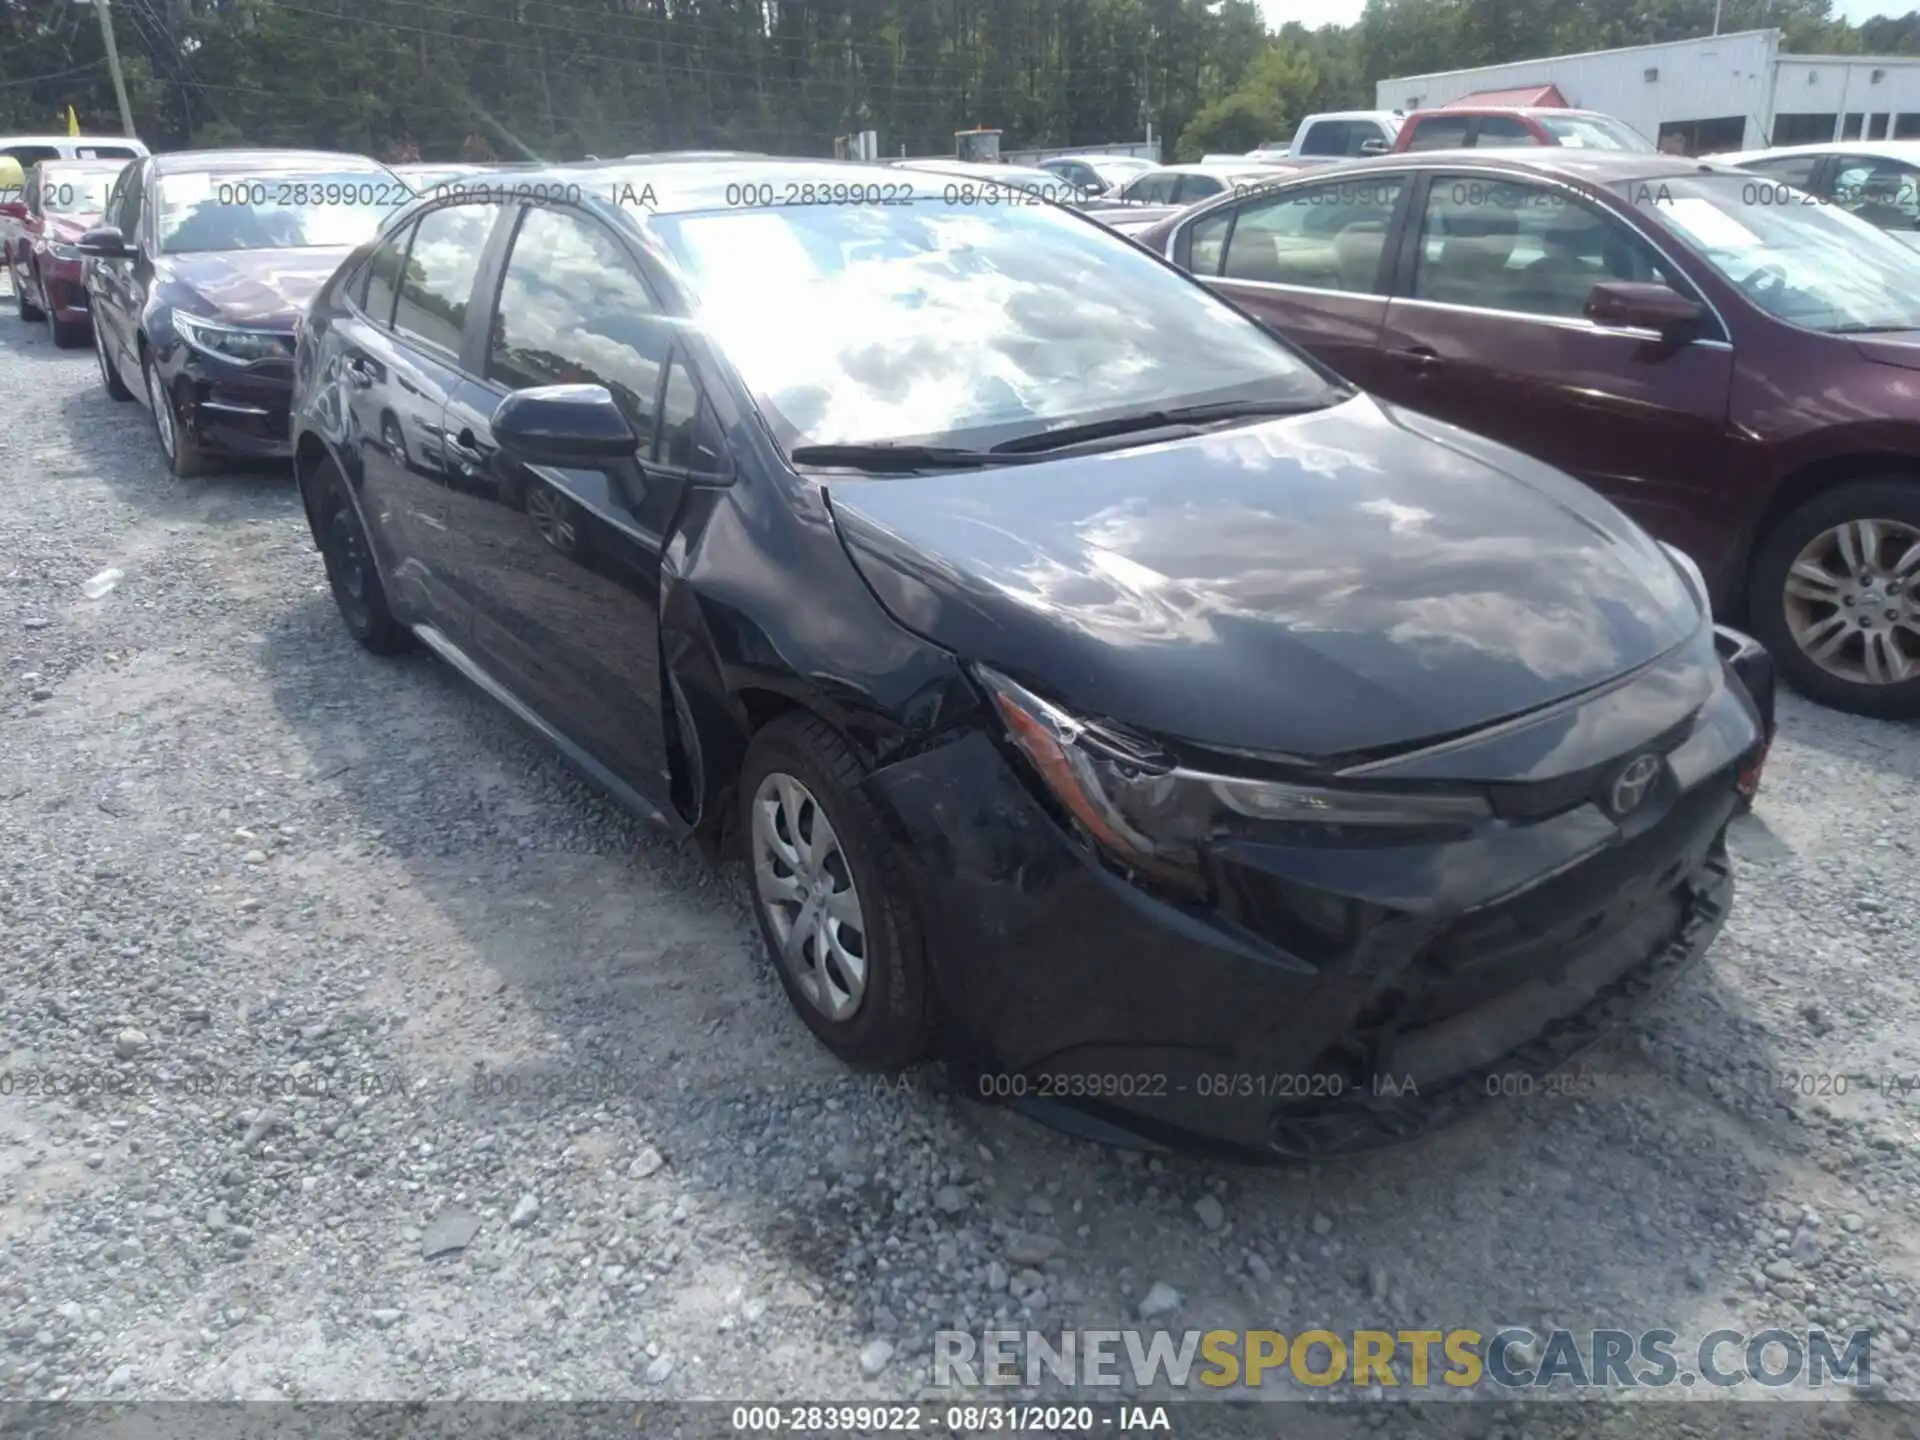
[654, 200, 1326, 447]
[157, 171, 405, 253]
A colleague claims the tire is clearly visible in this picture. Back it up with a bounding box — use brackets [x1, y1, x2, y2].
[142, 348, 214, 478]
[739, 712, 936, 1069]
[14, 266, 44, 322]
[1748, 477, 1920, 720]
[51, 312, 88, 349]
[95, 321, 134, 401]
[315, 466, 414, 656]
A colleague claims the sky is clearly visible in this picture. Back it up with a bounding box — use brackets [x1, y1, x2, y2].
[1256, 0, 1904, 34]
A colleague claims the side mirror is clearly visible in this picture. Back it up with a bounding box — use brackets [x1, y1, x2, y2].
[1585, 280, 1703, 336]
[491, 384, 638, 466]
[1359, 138, 1389, 155]
[77, 225, 133, 258]
[0, 199, 26, 222]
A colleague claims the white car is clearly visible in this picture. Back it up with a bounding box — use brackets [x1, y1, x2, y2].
[1719, 140, 1920, 250]
[1099, 163, 1283, 207]
[891, 158, 1093, 204]
[1035, 153, 1155, 194]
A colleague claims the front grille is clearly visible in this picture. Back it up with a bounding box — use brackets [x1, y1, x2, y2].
[1484, 711, 1697, 823]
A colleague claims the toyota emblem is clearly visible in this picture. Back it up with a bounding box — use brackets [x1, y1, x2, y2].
[1608, 754, 1662, 816]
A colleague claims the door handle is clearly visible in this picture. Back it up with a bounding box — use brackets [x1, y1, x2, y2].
[443, 428, 489, 472]
[1395, 346, 1443, 373]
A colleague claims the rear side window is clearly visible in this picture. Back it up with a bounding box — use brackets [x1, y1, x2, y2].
[1123, 172, 1182, 204]
[1179, 175, 1226, 202]
[1406, 116, 1471, 151]
[1217, 178, 1404, 292]
[392, 202, 500, 355]
[1830, 156, 1920, 234]
[74, 145, 140, 160]
[1475, 116, 1543, 148]
[1, 145, 61, 169]
[1741, 154, 1824, 192]
[487, 204, 670, 438]
[357, 219, 414, 326]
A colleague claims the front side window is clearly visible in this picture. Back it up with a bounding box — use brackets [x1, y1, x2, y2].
[1830, 156, 1920, 235]
[1179, 175, 1226, 202]
[1298, 121, 1351, 157]
[1536, 115, 1656, 152]
[1415, 178, 1672, 318]
[650, 195, 1337, 452]
[657, 355, 728, 474]
[1474, 116, 1543, 148]
[1213, 177, 1404, 292]
[1630, 173, 1920, 330]
[488, 204, 669, 438]
[392, 203, 502, 353]
[114, 163, 146, 238]
[155, 168, 412, 253]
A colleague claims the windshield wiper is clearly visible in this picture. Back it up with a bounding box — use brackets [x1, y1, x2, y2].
[788, 442, 1008, 473]
[988, 394, 1347, 456]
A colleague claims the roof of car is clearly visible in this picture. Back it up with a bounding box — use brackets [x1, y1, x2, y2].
[1409, 106, 1614, 119]
[1273, 147, 1726, 187]
[151, 149, 394, 173]
[0, 135, 147, 148]
[1719, 140, 1920, 164]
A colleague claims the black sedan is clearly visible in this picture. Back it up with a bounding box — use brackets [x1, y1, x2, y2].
[291, 159, 1774, 1159]
[80, 149, 412, 477]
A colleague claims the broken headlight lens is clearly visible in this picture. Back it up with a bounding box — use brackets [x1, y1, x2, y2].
[974, 665, 1492, 871]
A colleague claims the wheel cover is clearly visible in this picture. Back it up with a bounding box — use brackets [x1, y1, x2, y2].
[751, 770, 868, 1021]
[1783, 518, 1920, 686]
[526, 486, 576, 553]
[325, 509, 372, 629]
[145, 361, 177, 459]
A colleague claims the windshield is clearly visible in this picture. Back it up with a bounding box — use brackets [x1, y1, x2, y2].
[1539, 115, 1655, 151]
[650, 197, 1334, 452]
[40, 170, 118, 214]
[1625, 173, 1920, 332]
[155, 169, 411, 253]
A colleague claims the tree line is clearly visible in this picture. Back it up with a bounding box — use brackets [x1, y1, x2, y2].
[3, 0, 1918, 164]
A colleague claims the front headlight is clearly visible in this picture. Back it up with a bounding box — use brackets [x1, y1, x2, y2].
[1660, 541, 1711, 619]
[174, 312, 296, 363]
[975, 665, 1492, 875]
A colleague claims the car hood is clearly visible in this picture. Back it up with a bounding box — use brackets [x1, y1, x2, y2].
[1853, 334, 1920, 370]
[157, 247, 354, 328]
[828, 395, 1702, 760]
[45, 213, 104, 243]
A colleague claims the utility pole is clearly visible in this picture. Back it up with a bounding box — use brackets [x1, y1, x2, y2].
[82, 0, 138, 137]
[1712, 0, 1723, 36]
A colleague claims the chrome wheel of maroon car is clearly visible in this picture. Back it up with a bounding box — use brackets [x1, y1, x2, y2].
[1785, 518, 1920, 686]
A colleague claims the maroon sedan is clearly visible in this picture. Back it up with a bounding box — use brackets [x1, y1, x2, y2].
[1136, 150, 1920, 720]
[4, 158, 124, 347]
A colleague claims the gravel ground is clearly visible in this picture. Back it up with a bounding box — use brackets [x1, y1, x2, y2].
[4, 292, 1920, 1437]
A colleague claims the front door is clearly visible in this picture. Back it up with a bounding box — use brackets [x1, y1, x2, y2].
[1183, 173, 1409, 390]
[448, 201, 714, 805]
[1371, 172, 1735, 552]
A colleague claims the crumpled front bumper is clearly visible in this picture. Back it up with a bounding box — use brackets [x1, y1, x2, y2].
[864, 631, 1767, 1162]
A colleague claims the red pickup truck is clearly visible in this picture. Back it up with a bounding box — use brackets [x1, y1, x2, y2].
[3, 158, 126, 347]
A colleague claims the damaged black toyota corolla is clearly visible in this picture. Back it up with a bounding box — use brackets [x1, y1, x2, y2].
[291, 159, 1776, 1160]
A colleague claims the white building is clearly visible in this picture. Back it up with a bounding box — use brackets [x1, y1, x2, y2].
[1376, 29, 1920, 155]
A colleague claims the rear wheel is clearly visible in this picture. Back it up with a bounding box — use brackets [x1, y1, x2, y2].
[143, 349, 214, 478]
[1749, 478, 1920, 719]
[316, 467, 413, 656]
[95, 321, 133, 400]
[739, 713, 936, 1069]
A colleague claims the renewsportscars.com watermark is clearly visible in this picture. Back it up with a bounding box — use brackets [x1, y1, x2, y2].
[933, 1327, 1874, 1392]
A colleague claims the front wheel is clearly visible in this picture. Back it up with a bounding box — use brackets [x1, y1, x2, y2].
[739, 713, 936, 1069]
[143, 349, 213, 478]
[13, 266, 44, 321]
[1749, 478, 1920, 719]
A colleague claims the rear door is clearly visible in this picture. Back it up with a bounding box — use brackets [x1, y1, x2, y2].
[1176, 172, 1409, 389]
[442, 201, 707, 803]
[1371, 171, 1735, 546]
[343, 199, 507, 634]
